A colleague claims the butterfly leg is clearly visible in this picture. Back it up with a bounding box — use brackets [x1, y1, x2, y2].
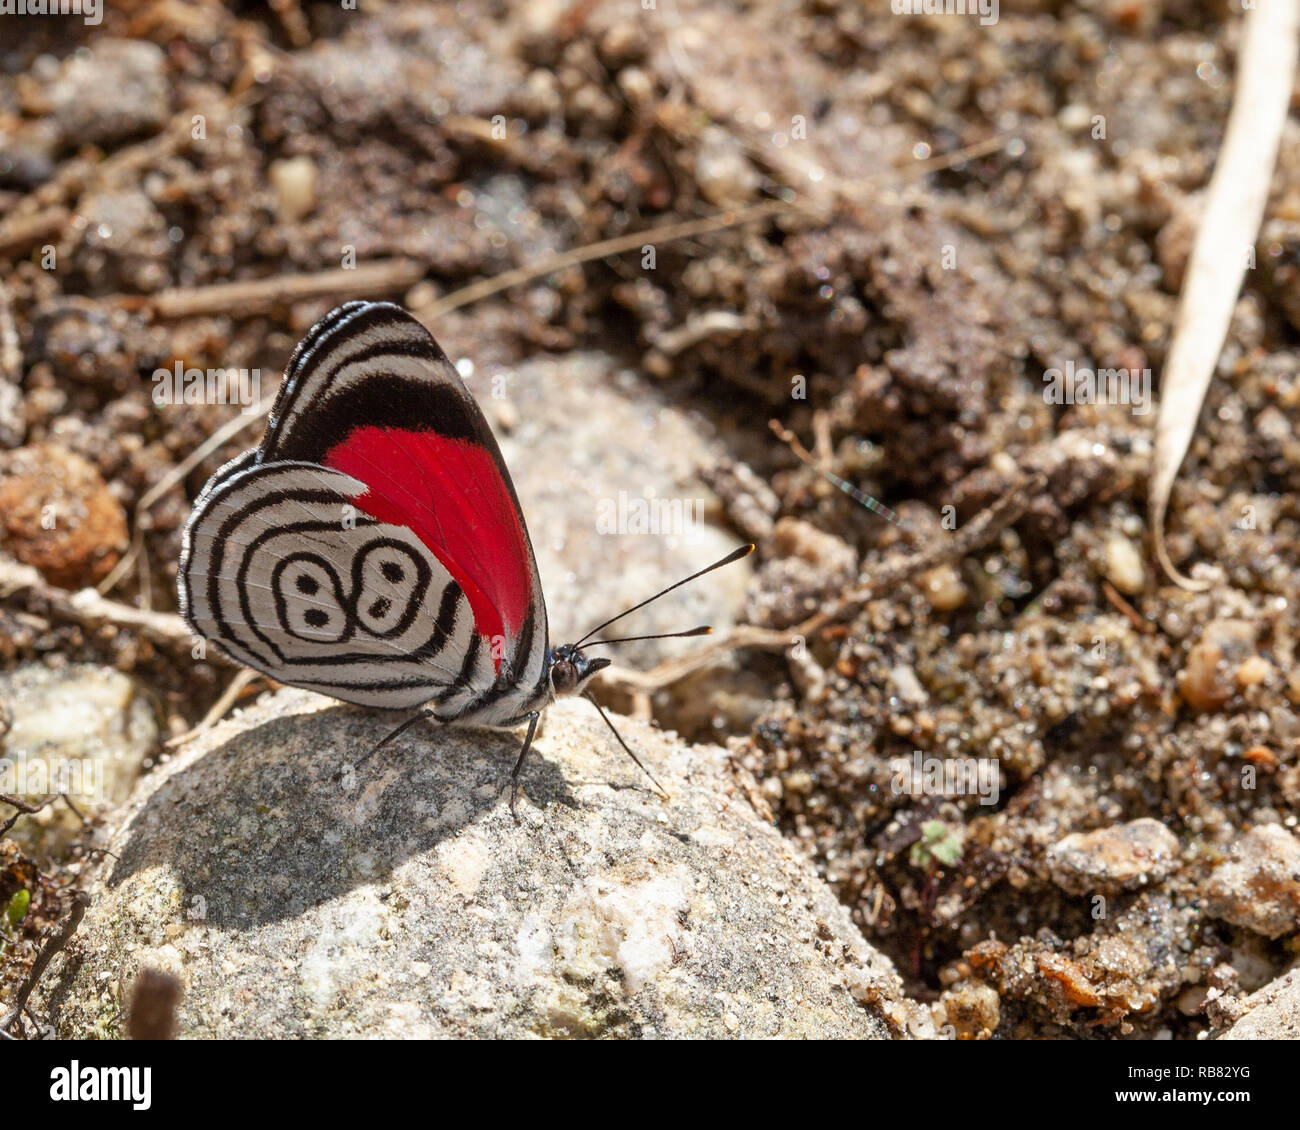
[334, 709, 432, 782]
[583, 692, 669, 800]
[507, 711, 541, 821]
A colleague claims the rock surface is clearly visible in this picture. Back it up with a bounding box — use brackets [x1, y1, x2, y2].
[1200, 824, 1300, 939]
[490, 352, 751, 663]
[44, 688, 915, 1039]
[0, 664, 157, 863]
[1045, 818, 1180, 895]
[41, 40, 170, 148]
[1220, 965, 1300, 1040]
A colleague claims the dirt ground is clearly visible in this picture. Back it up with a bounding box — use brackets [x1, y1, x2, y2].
[2, 0, 1299, 1039]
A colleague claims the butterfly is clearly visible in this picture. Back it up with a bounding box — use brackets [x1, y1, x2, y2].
[178, 301, 752, 814]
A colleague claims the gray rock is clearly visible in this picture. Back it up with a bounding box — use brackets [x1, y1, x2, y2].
[75, 189, 172, 293]
[43, 688, 916, 1039]
[0, 664, 157, 863]
[488, 353, 752, 666]
[0, 118, 58, 190]
[1219, 965, 1300, 1040]
[45, 41, 169, 148]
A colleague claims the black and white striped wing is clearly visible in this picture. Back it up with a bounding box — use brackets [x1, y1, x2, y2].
[179, 459, 496, 711]
[177, 302, 549, 721]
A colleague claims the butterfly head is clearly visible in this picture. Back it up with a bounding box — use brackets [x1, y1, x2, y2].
[547, 645, 611, 698]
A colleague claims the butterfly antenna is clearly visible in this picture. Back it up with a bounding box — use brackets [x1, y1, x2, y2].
[584, 692, 669, 800]
[581, 626, 712, 647]
[572, 544, 754, 649]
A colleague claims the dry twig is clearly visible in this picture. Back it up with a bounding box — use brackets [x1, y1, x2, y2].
[0, 207, 69, 259]
[1149, 0, 1299, 589]
[411, 199, 794, 322]
[0, 793, 55, 838]
[164, 668, 266, 749]
[0, 557, 220, 659]
[130, 258, 427, 320]
[0, 889, 91, 1036]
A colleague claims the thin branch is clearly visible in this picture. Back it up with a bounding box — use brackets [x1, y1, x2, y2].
[1, 794, 55, 838]
[411, 199, 794, 322]
[0, 890, 91, 1036]
[0, 793, 50, 814]
[0, 207, 69, 259]
[60, 793, 87, 826]
[124, 258, 427, 319]
[0, 557, 224, 660]
[164, 668, 264, 749]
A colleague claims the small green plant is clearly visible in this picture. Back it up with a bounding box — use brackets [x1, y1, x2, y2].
[5, 888, 30, 928]
[909, 821, 964, 870]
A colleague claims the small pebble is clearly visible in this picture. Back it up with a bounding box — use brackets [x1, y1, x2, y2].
[1046, 818, 1180, 895]
[0, 443, 128, 589]
[920, 563, 967, 611]
[1201, 825, 1300, 938]
[1178, 619, 1258, 713]
[694, 126, 758, 208]
[1103, 533, 1144, 595]
[269, 157, 317, 222]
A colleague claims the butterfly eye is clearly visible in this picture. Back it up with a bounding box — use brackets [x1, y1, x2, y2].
[550, 660, 578, 694]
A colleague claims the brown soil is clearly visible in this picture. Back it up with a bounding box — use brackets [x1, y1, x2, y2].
[2, 0, 1299, 1038]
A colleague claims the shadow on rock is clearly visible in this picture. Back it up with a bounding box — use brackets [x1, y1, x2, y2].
[106, 704, 575, 929]
[49, 693, 911, 1038]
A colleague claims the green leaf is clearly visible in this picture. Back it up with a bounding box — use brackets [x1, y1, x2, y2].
[910, 821, 965, 869]
[931, 835, 964, 867]
[6, 888, 30, 928]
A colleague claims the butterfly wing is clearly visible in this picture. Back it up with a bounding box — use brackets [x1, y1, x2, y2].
[179, 302, 549, 721]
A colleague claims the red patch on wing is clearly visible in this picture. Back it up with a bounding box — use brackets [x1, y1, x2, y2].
[322, 426, 533, 670]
